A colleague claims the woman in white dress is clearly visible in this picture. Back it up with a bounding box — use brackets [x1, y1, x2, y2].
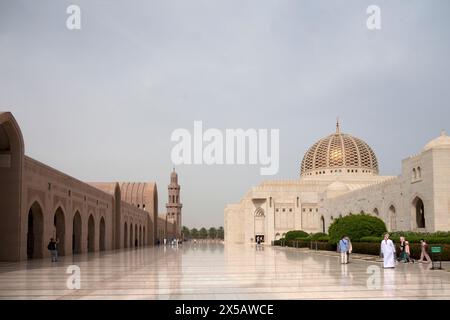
[380, 233, 396, 269]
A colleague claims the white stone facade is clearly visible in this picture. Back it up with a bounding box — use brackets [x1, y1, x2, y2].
[224, 126, 450, 244]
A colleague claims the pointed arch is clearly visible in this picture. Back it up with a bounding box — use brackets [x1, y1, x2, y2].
[27, 201, 44, 259]
[412, 197, 426, 229]
[124, 222, 128, 248]
[72, 211, 82, 254]
[87, 214, 95, 252]
[99, 217, 106, 251]
[388, 205, 397, 231]
[54, 207, 66, 256]
[0, 112, 25, 261]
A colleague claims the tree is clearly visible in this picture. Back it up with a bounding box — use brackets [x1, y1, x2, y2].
[328, 213, 387, 244]
[182, 226, 190, 239]
[191, 228, 199, 239]
[217, 226, 224, 240]
[208, 227, 217, 239]
[199, 227, 208, 239]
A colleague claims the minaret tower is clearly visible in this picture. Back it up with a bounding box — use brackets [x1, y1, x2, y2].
[166, 168, 182, 238]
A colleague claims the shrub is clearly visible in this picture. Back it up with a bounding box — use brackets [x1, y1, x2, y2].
[350, 242, 382, 256]
[315, 235, 331, 242]
[359, 236, 383, 243]
[328, 213, 387, 244]
[286, 239, 335, 251]
[285, 230, 309, 241]
[309, 232, 328, 241]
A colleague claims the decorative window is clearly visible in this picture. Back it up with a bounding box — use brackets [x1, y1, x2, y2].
[254, 207, 265, 217]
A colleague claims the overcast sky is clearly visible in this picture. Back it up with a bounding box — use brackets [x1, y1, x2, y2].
[1, 0, 450, 228]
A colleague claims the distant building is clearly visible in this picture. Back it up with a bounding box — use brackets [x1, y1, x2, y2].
[225, 121, 450, 244]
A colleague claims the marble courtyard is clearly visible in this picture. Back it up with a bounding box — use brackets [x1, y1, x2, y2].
[0, 242, 449, 300]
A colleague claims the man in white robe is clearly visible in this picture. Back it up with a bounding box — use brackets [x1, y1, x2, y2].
[380, 233, 396, 268]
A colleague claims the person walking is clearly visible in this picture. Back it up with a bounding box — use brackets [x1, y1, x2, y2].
[47, 238, 59, 262]
[404, 241, 414, 263]
[398, 237, 414, 263]
[418, 239, 432, 263]
[398, 236, 407, 262]
[345, 236, 352, 263]
[380, 233, 396, 268]
[338, 236, 349, 264]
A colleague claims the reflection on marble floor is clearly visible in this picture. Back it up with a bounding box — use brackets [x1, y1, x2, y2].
[0, 242, 449, 300]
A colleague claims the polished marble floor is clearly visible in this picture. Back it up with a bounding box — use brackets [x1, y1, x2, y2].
[0, 242, 449, 300]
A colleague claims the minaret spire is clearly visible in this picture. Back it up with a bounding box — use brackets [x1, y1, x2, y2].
[166, 168, 182, 239]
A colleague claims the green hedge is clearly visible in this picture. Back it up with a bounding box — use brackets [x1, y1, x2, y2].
[328, 213, 387, 243]
[279, 239, 336, 251]
[285, 230, 309, 241]
[273, 239, 450, 260]
[351, 243, 450, 260]
[359, 235, 450, 244]
[389, 231, 450, 238]
[308, 232, 328, 241]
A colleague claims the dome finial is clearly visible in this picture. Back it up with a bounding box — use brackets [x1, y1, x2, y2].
[336, 117, 340, 134]
[441, 129, 446, 137]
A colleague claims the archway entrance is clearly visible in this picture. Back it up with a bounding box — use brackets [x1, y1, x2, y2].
[320, 216, 325, 234]
[413, 197, 426, 229]
[72, 211, 82, 254]
[124, 223, 128, 248]
[388, 205, 397, 231]
[54, 207, 66, 256]
[99, 217, 106, 251]
[143, 227, 146, 246]
[27, 202, 44, 259]
[135, 225, 138, 247]
[0, 115, 24, 261]
[130, 223, 133, 248]
[254, 207, 265, 243]
[88, 215, 95, 252]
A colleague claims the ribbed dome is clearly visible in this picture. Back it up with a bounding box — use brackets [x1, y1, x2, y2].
[300, 122, 379, 177]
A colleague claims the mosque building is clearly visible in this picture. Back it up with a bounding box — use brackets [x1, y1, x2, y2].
[0, 112, 179, 261]
[224, 121, 450, 244]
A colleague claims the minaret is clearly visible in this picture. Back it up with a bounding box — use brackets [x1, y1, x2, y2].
[166, 168, 182, 238]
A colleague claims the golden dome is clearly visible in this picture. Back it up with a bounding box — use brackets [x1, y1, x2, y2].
[300, 122, 378, 176]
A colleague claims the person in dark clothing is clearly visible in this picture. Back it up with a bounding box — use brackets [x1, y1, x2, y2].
[47, 238, 59, 262]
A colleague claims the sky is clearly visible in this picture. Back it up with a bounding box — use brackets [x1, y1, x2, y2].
[1, 0, 450, 228]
